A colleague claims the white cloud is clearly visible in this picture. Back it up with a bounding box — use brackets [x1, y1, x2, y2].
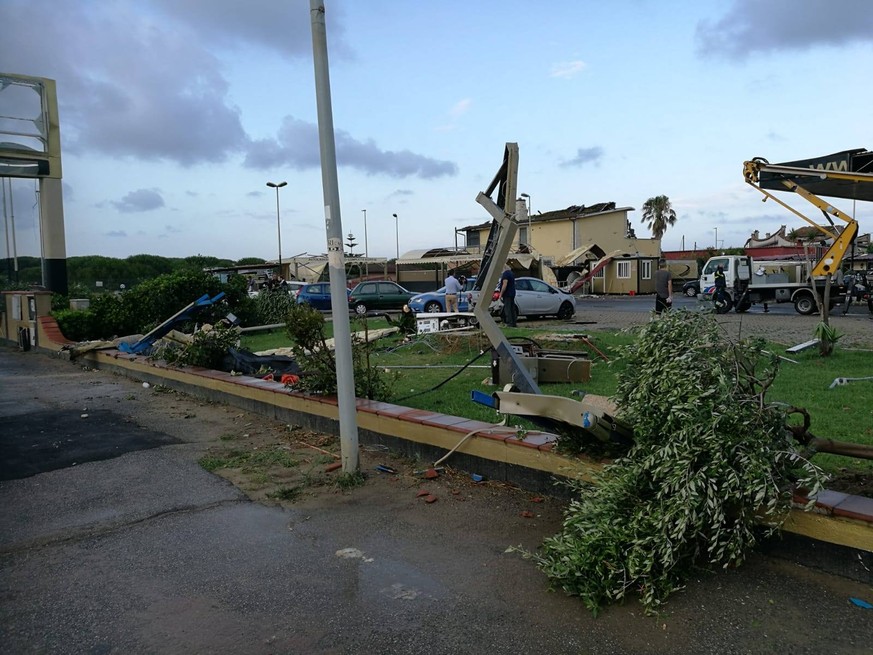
[549, 60, 587, 79]
[450, 99, 472, 118]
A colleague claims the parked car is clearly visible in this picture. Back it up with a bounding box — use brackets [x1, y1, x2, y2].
[296, 282, 349, 310]
[348, 280, 416, 315]
[682, 279, 700, 297]
[408, 276, 478, 313]
[469, 276, 576, 320]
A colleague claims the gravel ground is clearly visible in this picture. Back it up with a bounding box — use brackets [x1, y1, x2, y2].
[570, 305, 873, 350]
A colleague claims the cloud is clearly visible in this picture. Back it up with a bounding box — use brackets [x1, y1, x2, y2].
[696, 0, 873, 59]
[244, 116, 459, 179]
[112, 189, 165, 213]
[549, 61, 587, 79]
[450, 99, 472, 118]
[0, 1, 351, 167]
[106, 230, 128, 237]
[560, 147, 604, 168]
[149, 0, 352, 60]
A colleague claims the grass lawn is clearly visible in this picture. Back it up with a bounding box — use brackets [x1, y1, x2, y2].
[240, 321, 873, 478]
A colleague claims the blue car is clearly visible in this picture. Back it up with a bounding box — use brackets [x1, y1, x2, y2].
[296, 283, 349, 311]
[408, 276, 477, 313]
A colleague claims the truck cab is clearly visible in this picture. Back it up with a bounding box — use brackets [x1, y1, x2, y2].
[699, 256, 741, 295]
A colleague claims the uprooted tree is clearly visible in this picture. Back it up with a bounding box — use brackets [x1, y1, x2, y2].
[530, 310, 825, 614]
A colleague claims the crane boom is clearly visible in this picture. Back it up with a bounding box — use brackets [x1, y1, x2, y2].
[743, 151, 872, 277]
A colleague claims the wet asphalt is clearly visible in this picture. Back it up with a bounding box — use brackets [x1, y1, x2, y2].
[1, 346, 872, 655]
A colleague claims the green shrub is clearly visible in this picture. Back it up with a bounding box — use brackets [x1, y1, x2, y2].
[531, 310, 824, 614]
[152, 322, 240, 369]
[254, 289, 297, 325]
[283, 303, 394, 400]
[53, 308, 97, 342]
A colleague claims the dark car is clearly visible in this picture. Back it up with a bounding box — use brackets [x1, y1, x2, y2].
[296, 282, 349, 310]
[348, 280, 415, 315]
[682, 279, 700, 297]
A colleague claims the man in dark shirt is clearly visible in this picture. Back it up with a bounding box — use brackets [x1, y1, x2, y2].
[654, 260, 673, 314]
[499, 264, 517, 327]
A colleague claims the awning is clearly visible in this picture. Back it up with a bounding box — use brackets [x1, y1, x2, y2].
[556, 242, 606, 266]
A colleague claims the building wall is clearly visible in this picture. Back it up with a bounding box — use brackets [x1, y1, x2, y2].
[466, 208, 663, 293]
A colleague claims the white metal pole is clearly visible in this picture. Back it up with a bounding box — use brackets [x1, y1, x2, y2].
[362, 209, 368, 258]
[310, 0, 359, 473]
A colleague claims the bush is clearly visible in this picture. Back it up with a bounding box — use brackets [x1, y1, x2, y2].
[51, 270, 255, 340]
[531, 310, 824, 614]
[283, 303, 394, 400]
[254, 289, 297, 325]
[153, 323, 241, 369]
[53, 308, 97, 342]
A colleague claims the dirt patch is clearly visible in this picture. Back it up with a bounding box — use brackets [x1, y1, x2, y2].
[197, 422, 546, 510]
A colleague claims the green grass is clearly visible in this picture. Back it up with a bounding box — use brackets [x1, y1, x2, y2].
[234, 320, 873, 476]
[240, 317, 392, 353]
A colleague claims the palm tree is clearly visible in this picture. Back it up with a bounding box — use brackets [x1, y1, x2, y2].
[641, 195, 677, 239]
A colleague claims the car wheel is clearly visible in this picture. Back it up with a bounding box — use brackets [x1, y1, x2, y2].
[793, 294, 817, 315]
[354, 302, 368, 315]
[684, 285, 698, 298]
[557, 301, 575, 320]
[424, 301, 442, 313]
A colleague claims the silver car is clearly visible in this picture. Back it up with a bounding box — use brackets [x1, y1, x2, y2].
[469, 276, 576, 320]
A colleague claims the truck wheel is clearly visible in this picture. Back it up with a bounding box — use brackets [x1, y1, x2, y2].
[793, 295, 817, 315]
[735, 294, 752, 313]
[714, 294, 733, 314]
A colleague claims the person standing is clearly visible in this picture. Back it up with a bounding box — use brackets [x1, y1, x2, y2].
[654, 260, 673, 314]
[499, 264, 517, 327]
[444, 269, 462, 313]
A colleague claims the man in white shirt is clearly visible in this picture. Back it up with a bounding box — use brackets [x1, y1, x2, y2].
[444, 270, 462, 312]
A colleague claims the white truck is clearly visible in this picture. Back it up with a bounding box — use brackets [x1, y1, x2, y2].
[698, 254, 842, 315]
[701, 151, 872, 315]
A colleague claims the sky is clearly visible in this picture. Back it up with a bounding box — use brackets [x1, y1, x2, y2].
[1, 0, 872, 263]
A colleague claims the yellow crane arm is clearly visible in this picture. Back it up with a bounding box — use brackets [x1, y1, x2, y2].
[743, 158, 866, 277]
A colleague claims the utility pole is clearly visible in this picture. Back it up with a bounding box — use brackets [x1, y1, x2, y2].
[310, 0, 359, 472]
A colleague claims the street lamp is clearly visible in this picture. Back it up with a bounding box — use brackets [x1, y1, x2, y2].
[393, 213, 399, 261]
[361, 209, 369, 259]
[520, 192, 531, 247]
[266, 181, 287, 272]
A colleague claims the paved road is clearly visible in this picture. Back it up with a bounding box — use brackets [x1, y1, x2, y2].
[2, 347, 872, 654]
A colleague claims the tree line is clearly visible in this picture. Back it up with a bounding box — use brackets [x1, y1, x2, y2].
[1, 254, 269, 294]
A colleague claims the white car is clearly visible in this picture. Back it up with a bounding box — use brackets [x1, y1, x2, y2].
[468, 276, 576, 320]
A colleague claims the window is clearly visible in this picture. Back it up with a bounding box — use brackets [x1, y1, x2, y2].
[617, 261, 631, 279]
[594, 266, 605, 279]
[641, 260, 652, 279]
[703, 258, 730, 275]
[528, 279, 551, 293]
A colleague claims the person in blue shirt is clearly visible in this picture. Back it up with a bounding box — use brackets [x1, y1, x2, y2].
[499, 264, 517, 327]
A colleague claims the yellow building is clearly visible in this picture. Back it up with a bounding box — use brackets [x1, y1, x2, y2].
[461, 202, 662, 295]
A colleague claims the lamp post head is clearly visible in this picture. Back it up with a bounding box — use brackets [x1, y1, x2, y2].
[266, 181, 288, 189]
[392, 213, 397, 218]
[520, 192, 530, 199]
